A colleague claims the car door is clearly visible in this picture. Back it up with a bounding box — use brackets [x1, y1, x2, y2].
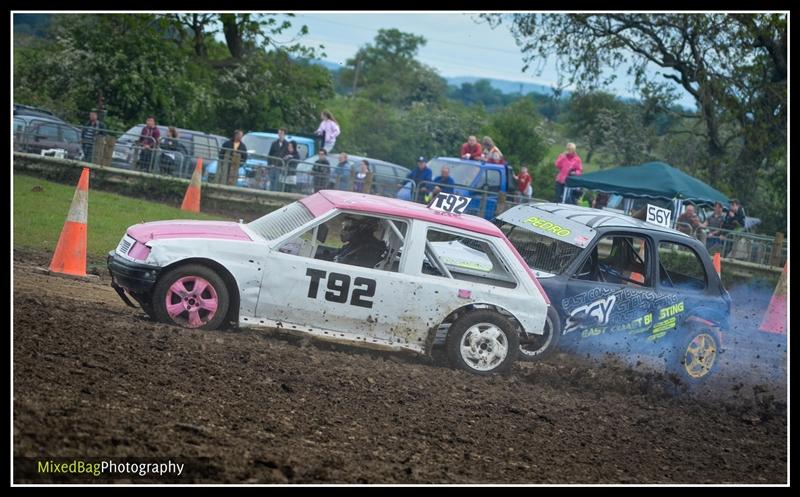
[60, 126, 83, 160]
[27, 121, 62, 155]
[254, 212, 432, 350]
[562, 232, 662, 347]
[654, 238, 725, 335]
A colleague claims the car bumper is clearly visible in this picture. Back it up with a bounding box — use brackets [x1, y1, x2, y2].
[107, 252, 161, 295]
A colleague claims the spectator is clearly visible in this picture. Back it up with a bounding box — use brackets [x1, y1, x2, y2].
[676, 203, 707, 238]
[723, 199, 746, 231]
[353, 160, 370, 193]
[576, 189, 593, 208]
[159, 126, 189, 175]
[329, 152, 352, 190]
[283, 140, 300, 162]
[137, 116, 161, 171]
[81, 110, 106, 163]
[218, 129, 248, 185]
[460, 135, 483, 161]
[267, 128, 290, 191]
[312, 149, 331, 193]
[431, 165, 456, 198]
[513, 166, 533, 202]
[406, 156, 433, 203]
[554, 142, 582, 202]
[315, 110, 340, 153]
[481, 136, 504, 164]
[279, 140, 300, 192]
[592, 191, 610, 209]
[706, 201, 726, 251]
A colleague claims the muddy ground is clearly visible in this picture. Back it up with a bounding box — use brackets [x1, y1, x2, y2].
[13, 248, 787, 484]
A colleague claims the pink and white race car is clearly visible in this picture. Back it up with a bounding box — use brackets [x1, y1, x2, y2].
[108, 191, 552, 374]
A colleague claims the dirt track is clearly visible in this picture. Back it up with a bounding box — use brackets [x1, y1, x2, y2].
[13, 249, 787, 484]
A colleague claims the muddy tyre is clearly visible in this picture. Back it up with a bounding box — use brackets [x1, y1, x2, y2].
[153, 264, 229, 330]
[518, 306, 561, 362]
[666, 324, 721, 385]
[445, 310, 519, 375]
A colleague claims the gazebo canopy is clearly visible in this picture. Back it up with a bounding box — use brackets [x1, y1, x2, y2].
[565, 161, 729, 206]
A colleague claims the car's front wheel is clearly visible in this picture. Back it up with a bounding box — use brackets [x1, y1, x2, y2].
[518, 306, 561, 361]
[153, 264, 229, 330]
[445, 310, 519, 375]
[666, 324, 721, 385]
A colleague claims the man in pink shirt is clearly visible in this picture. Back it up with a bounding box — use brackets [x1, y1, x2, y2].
[554, 142, 582, 203]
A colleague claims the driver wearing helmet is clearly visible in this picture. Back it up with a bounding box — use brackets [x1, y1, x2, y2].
[334, 216, 387, 268]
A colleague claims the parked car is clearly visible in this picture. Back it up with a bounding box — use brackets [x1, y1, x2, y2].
[292, 153, 410, 196]
[13, 115, 84, 161]
[204, 131, 317, 187]
[418, 157, 518, 220]
[491, 203, 730, 384]
[107, 190, 554, 375]
[13, 103, 61, 121]
[111, 124, 226, 176]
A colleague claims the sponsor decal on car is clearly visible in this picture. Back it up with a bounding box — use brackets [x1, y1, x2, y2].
[523, 216, 571, 237]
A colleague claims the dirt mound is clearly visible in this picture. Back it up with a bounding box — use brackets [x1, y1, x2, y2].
[13, 255, 787, 484]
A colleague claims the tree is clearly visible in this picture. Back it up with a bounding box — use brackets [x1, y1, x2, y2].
[339, 29, 447, 107]
[14, 14, 333, 136]
[482, 98, 547, 169]
[168, 14, 216, 57]
[563, 91, 621, 164]
[485, 13, 787, 231]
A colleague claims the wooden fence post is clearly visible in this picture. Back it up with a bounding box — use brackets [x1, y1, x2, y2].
[770, 232, 785, 267]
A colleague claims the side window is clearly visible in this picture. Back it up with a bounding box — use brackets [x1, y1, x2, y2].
[506, 167, 517, 192]
[373, 163, 393, 180]
[37, 124, 61, 141]
[576, 235, 650, 287]
[193, 136, 212, 159]
[13, 118, 25, 135]
[422, 229, 517, 289]
[296, 144, 309, 160]
[278, 213, 407, 273]
[658, 241, 708, 290]
[486, 169, 501, 192]
[62, 127, 80, 143]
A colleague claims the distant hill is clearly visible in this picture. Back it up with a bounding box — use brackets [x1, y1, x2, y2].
[309, 59, 569, 99]
[444, 76, 569, 99]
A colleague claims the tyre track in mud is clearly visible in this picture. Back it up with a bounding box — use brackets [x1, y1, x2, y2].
[13, 254, 786, 484]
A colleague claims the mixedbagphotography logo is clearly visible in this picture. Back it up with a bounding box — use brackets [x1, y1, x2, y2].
[14, 457, 202, 483]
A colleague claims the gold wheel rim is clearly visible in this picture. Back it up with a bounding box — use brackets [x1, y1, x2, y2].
[684, 332, 717, 379]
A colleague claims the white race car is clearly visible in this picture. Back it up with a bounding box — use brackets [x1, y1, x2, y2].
[107, 191, 552, 374]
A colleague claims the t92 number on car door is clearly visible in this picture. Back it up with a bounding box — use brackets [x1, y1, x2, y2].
[306, 268, 376, 308]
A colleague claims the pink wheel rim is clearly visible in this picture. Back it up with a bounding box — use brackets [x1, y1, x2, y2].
[165, 276, 219, 328]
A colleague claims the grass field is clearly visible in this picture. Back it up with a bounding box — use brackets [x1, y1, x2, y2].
[14, 174, 226, 259]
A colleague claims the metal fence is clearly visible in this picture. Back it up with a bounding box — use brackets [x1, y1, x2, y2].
[673, 222, 786, 267]
[14, 119, 787, 267]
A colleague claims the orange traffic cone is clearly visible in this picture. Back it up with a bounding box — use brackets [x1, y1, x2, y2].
[759, 263, 787, 335]
[181, 158, 202, 213]
[48, 167, 90, 277]
[712, 252, 721, 276]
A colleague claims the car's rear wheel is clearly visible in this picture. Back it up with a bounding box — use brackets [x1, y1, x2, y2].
[153, 264, 229, 330]
[445, 310, 519, 375]
[666, 324, 721, 385]
[518, 306, 561, 361]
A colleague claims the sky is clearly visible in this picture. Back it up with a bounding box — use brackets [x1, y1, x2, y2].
[289, 12, 697, 108]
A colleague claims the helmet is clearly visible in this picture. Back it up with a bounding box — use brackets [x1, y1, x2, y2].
[341, 216, 380, 242]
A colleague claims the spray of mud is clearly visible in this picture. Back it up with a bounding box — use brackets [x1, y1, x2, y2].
[551, 279, 786, 411]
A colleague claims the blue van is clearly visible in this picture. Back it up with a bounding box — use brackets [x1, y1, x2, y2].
[204, 131, 317, 189]
[421, 157, 517, 219]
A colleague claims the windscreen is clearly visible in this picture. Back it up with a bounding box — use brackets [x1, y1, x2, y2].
[427, 159, 481, 186]
[497, 221, 584, 275]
